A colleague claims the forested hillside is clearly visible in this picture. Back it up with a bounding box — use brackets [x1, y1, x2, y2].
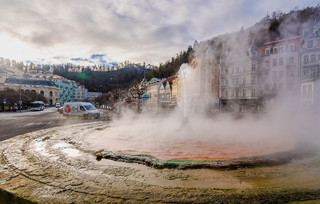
[54, 65, 151, 92]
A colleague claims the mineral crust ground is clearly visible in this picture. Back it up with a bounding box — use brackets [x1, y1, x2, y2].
[1, 121, 320, 203]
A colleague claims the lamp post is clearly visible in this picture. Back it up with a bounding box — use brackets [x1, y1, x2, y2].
[18, 78, 22, 112]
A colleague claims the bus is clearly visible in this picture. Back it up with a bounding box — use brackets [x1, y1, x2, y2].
[30, 101, 45, 111]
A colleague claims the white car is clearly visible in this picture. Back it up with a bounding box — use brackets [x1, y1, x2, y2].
[63, 102, 100, 119]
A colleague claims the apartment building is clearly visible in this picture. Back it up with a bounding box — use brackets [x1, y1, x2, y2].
[300, 23, 320, 105]
[220, 41, 262, 112]
[259, 36, 301, 103]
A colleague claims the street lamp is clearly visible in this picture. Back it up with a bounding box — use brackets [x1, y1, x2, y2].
[18, 77, 22, 112]
[110, 77, 120, 103]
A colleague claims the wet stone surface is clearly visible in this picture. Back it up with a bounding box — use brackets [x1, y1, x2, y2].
[0, 122, 320, 203]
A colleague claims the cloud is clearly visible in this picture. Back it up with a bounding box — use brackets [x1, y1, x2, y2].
[0, 0, 318, 65]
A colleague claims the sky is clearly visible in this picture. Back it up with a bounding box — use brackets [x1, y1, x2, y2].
[0, 0, 319, 66]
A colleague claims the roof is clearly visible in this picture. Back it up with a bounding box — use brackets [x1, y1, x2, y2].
[147, 78, 159, 84]
[165, 76, 177, 83]
[263, 35, 302, 46]
[28, 74, 67, 80]
[5, 77, 58, 87]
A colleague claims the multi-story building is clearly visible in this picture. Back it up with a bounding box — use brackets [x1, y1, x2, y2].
[87, 92, 102, 101]
[82, 86, 88, 102]
[300, 23, 320, 105]
[72, 82, 83, 102]
[259, 36, 301, 103]
[1, 77, 59, 105]
[28, 74, 75, 104]
[220, 41, 262, 112]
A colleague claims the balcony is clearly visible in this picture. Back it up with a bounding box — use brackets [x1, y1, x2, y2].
[301, 73, 319, 82]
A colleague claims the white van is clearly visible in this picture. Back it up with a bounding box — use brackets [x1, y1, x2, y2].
[63, 102, 100, 119]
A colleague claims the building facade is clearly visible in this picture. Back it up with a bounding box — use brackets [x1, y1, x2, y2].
[220, 41, 262, 112]
[300, 23, 320, 105]
[87, 92, 102, 101]
[259, 36, 301, 103]
[1, 77, 59, 105]
[28, 74, 78, 104]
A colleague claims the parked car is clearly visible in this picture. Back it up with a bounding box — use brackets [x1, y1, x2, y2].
[56, 103, 61, 108]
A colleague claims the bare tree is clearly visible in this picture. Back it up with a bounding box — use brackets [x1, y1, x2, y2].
[127, 80, 147, 112]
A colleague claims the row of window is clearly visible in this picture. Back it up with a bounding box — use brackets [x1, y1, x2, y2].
[223, 76, 256, 86]
[224, 64, 258, 75]
[264, 44, 295, 55]
[264, 81, 294, 90]
[265, 57, 295, 67]
[301, 84, 313, 98]
[224, 89, 256, 98]
[303, 54, 320, 64]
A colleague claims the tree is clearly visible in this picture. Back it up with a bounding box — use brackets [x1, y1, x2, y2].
[0, 88, 48, 111]
[127, 81, 147, 112]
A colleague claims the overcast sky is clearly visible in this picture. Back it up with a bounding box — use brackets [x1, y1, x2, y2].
[0, 0, 319, 66]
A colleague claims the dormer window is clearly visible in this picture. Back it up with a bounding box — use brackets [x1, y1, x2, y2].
[289, 44, 295, 51]
[273, 47, 278, 54]
[265, 48, 270, 56]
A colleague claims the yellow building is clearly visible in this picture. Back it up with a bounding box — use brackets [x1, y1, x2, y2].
[1, 77, 59, 105]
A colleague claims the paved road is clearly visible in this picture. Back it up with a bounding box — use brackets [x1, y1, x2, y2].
[0, 107, 109, 141]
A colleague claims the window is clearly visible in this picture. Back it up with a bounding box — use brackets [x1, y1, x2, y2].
[265, 60, 270, 67]
[251, 89, 255, 97]
[304, 55, 309, 64]
[302, 85, 307, 97]
[308, 40, 313, 48]
[50, 91, 53, 97]
[273, 58, 277, 66]
[40, 90, 44, 96]
[279, 70, 284, 79]
[225, 90, 228, 97]
[279, 57, 284, 65]
[265, 84, 270, 90]
[225, 69, 228, 75]
[251, 76, 256, 84]
[265, 48, 270, 56]
[318, 54, 320, 61]
[288, 57, 294, 65]
[252, 64, 256, 71]
[243, 89, 246, 97]
[280, 46, 285, 53]
[236, 78, 239, 85]
[273, 47, 278, 54]
[311, 54, 316, 63]
[289, 44, 295, 51]
[272, 71, 277, 81]
[279, 83, 283, 89]
[236, 67, 239, 73]
[243, 77, 246, 84]
[225, 79, 228, 86]
[307, 84, 312, 98]
[272, 83, 277, 90]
